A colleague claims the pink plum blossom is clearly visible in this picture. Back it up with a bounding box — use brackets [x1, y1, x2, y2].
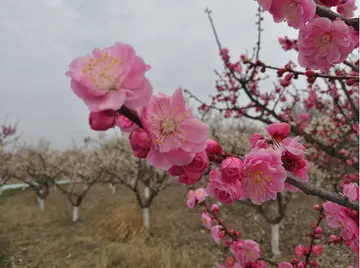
[129, 128, 152, 158]
[312, 245, 324, 256]
[183, 151, 209, 177]
[211, 225, 224, 244]
[220, 157, 243, 182]
[168, 165, 185, 176]
[298, 112, 310, 122]
[186, 190, 196, 208]
[298, 18, 356, 71]
[231, 240, 261, 264]
[141, 88, 209, 170]
[337, 0, 358, 18]
[323, 201, 359, 247]
[295, 244, 305, 257]
[88, 110, 118, 131]
[66, 42, 153, 111]
[206, 139, 224, 156]
[343, 183, 359, 201]
[278, 262, 294, 268]
[241, 149, 287, 205]
[116, 115, 138, 133]
[281, 136, 309, 192]
[207, 169, 244, 204]
[178, 172, 202, 185]
[257, 0, 273, 11]
[187, 187, 208, 208]
[202, 212, 213, 230]
[250, 133, 265, 148]
[266, 0, 316, 29]
[267, 122, 291, 141]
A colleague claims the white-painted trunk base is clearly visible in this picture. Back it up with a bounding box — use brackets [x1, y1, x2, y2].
[270, 223, 281, 257]
[112, 185, 116, 195]
[142, 207, 150, 229]
[72, 206, 79, 222]
[109, 183, 113, 190]
[22, 185, 26, 191]
[83, 184, 87, 191]
[38, 198, 45, 211]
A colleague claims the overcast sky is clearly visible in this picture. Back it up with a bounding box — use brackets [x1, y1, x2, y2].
[0, 0, 303, 148]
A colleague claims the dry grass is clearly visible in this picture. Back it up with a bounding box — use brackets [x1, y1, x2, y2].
[0, 182, 356, 268]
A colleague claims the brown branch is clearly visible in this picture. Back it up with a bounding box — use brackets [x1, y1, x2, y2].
[286, 172, 358, 211]
[315, 4, 359, 31]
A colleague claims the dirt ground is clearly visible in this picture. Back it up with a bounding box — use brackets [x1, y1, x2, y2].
[0, 182, 356, 268]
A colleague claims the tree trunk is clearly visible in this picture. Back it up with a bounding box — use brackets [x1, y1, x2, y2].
[142, 207, 150, 229]
[270, 222, 281, 257]
[112, 185, 116, 195]
[37, 197, 45, 211]
[72, 206, 79, 222]
[142, 186, 150, 229]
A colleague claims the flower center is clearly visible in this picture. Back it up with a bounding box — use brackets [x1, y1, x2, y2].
[249, 170, 270, 184]
[82, 52, 124, 91]
[161, 118, 177, 135]
[321, 33, 333, 44]
[288, 1, 298, 11]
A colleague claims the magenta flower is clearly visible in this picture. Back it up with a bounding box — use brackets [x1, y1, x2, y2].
[178, 172, 202, 185]
[211, 225, 223, 244]
[187, 188, 208, 209]
[264, 0, 316, 29]
[278, 262, 294, 268]
[141, 88, 208, 170]
[129, 128, 152, 159]
[207, 169, 244, 204]
[88, 109, 118, 131]
[295, 244, 305, 257]
[267, 122, 291, 141]
[241, 149, 287, 205]
[116, 115, 138, 133]
[298, 18, 356, 70]
[257, 0, 273, 10]
[343, 183, 359, 201]
[312, 245, 324, 256]
[183, 151, 209, 176]
[220, 157, 243, 182]
[250, 133, 265, 148]
[202, 212, 213, 230]
[205, 139, 224, 156]
[337, 0, 357, 18]
[66, 42, 153, 111]
[231, 239, 261, 264]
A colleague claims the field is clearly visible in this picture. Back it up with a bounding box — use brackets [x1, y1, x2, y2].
[0, 182, 356, 268]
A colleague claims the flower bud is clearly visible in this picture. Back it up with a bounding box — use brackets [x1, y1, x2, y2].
[89, 109, 118, 131]
[129, 129, 151, 158]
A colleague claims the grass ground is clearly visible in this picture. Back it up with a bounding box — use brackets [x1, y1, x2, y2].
[0, 182, 356, 268]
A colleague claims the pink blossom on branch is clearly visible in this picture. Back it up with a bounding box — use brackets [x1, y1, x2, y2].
[141, 87, 209, 170]
[241, 149, 287, 205]
[231, 239, 261, 264]
[66, 42, 153, 111]
[207, 169, 244, 204]
[297, 18, 356, 71]
[337, 0, 358, 18]
[220, 157, 243, 182]
[259, 0, 316, 29]
[116, 114, 138, 133]
[129, 128, 152, 158]
[88, 109, 118, 131]
[266, 122, 291, 141]
[278, 262, 294, 268]
[186, 188, 208, 208]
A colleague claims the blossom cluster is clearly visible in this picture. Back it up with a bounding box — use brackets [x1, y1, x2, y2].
[257, 0, 358, 70]
[66, 41, 359, 267]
